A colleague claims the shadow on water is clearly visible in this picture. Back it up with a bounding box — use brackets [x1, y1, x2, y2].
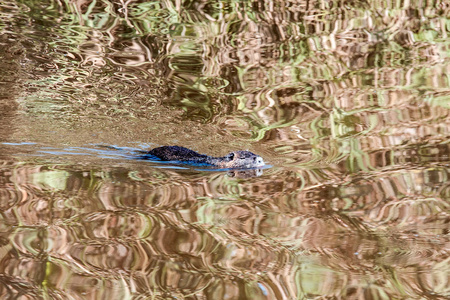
[0, 0, 449, 299]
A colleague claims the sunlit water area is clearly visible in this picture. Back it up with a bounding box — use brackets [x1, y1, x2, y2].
[0, 0, 449, 299]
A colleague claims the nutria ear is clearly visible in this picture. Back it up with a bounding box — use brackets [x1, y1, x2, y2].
[226, 152, 235, 160]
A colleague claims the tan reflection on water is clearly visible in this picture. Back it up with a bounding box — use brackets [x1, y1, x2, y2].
[0, 161, 448, 299]
[0, 0, 449, 299]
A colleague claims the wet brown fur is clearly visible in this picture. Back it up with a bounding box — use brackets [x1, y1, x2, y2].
[146, 146, 265, 169]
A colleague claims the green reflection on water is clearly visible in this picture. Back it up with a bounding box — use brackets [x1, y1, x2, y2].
[31, 170, 69, 190]
[1, 0, 450, 299]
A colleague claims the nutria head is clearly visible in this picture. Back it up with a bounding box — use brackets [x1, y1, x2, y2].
[219, 150, 265, 169]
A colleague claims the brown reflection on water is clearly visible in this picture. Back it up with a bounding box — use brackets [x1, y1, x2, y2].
[1, 0, 450, 299]
[0, 159, 448, 298]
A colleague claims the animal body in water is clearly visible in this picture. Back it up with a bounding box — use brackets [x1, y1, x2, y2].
[142, 146, 265, 169]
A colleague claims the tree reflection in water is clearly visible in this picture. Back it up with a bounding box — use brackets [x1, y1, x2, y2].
[0, 0, 449, 299]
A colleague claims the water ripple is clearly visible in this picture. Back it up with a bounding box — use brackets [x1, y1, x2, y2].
[1, 0, 449, 298]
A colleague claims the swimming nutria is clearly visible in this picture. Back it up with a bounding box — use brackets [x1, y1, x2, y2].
[143, 146, 265, 169]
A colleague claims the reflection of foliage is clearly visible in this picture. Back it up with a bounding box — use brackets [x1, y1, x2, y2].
[1, 160, 448, 298]
[0, 1, 448, 298]
[1, 1, 449, 298]
[6, 0, 450, 170]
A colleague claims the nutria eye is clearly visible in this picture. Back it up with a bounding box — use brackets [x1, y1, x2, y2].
[227, 153, 235, 160]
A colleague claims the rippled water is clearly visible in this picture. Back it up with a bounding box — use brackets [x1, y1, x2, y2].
[0, 0, 449, 299]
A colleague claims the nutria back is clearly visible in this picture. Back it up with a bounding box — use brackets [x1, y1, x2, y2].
[147, 146, 208, 161]
[144, 146, 265, 169]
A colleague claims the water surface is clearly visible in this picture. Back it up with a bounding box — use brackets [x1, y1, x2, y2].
[0, 0, 449, 299]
